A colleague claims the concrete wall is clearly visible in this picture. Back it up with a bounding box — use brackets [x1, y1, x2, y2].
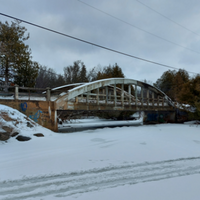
[0, 100, 57, 132]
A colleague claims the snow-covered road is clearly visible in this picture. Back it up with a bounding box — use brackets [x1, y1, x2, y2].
[1, 156, 200, 200]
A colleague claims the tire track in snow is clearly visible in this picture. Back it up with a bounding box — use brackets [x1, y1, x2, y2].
[1, 156, 200, 199]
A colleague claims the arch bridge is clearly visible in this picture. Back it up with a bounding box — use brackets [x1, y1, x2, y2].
[54, 78, 174, 112]
[0, 78, 180, 132]
[0, 78, 178, 132]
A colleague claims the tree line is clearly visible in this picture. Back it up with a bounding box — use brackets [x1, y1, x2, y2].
[35, 61, 125, 88]
[154, 69, 200, 118]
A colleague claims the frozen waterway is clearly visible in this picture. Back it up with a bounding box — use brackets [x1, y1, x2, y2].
[58, 117, 143, 132]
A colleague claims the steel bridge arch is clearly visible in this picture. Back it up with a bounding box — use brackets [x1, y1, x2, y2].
[55, 78, 174, 110]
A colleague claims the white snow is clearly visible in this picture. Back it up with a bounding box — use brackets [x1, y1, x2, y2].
[0, 104, 200, 199]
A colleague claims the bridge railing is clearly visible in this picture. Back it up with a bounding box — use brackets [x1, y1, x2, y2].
[70, 91, 170, 108]
[0, 85, 51, 101]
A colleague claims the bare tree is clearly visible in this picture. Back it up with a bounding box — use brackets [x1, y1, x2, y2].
[64, 60, 88, 84]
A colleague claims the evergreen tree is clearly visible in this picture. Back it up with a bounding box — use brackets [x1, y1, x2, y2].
[154, 69, 200, 119]
[177, 75, 200, 118]
[79, 64, 88, 82]
[154, 69, 189, 101]
[14, 59, 39, 87]
[95, 63, 134, 94]
[97, 63, 125, 80]
[0, 21, 32, 90]
[173, 69, 189, 101]
[154, 70, 176, 99]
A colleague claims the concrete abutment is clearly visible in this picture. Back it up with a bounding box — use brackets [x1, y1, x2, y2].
[0, 100, 58, 132]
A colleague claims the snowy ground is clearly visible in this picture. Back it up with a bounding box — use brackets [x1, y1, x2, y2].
[1, 105, 200, 200]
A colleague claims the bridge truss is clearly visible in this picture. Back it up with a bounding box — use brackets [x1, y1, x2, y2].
[54, 78, 174, 112]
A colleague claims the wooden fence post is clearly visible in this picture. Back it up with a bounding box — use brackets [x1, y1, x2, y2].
[14, 85, 19, 100]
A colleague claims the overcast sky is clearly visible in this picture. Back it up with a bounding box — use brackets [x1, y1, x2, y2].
[1, 0, 200, 83]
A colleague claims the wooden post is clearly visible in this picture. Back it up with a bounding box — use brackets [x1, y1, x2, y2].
[14, 85, 19, 100]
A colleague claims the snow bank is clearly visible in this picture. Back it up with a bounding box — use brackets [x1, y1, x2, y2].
[0, 104, 54, 143]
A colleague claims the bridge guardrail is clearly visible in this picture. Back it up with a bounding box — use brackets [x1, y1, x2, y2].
[0, 85, 50, 101]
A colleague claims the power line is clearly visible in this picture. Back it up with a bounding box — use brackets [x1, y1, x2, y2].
[0, 12, 199, 75]
[135, 0, 200, 37]
[76, 0, 200, 55]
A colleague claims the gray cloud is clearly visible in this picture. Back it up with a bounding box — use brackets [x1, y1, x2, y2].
[1, 0, 200, 82]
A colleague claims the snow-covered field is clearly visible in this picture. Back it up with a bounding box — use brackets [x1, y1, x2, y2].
[1, 105, 200, 200]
